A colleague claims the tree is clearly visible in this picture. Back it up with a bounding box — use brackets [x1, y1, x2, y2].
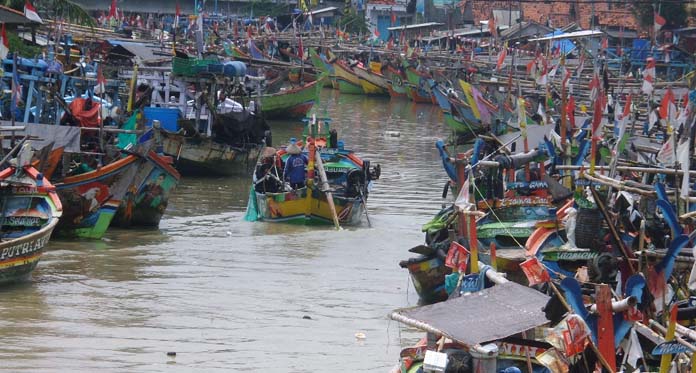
[1, 0, 95, 27]
[632, 1, 687, 30]
[337, 12, 368, 34]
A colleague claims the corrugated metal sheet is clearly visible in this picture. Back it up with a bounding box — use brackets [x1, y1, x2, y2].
[107, 40, 158, 61]
[390, 281, 549, 348]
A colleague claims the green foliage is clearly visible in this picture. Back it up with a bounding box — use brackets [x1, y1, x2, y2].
[632, 2, 687, 29]
[241, 0, 288, 18]
[8, 32, 41, 58]
[337, 12, 368, 34]
[1, 0, 95, 27]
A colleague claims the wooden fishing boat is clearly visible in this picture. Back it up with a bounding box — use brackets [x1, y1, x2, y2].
[430, 81, 486, 138]
[54, 153, 143, 239]
[385, 66, 408, 99]
[159, 128, 266, 176]
[353, 65, 389, 96]
[252, 76, 325, 120]
[0, 142, 62, 284]
[112, 149, 181, 228]
[309, 48, 337, 89]
[404, 65, 433, 103]
[246, 117, 380, 225]
[332, 60, 364, 95]
[288, 67, 317, 84]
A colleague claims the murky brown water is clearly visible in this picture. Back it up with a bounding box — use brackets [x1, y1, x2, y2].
[0, 90, 450, 372]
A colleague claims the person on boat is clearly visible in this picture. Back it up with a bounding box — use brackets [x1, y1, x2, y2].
[283, 142, 308, 190]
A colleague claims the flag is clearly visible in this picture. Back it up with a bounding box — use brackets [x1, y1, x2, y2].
[496, 43, 507, 71]
[391, 11, 396, 26]
[373, 28, 380, 39]
[387, 34, 393, 49]
[600, 36, 608, 50]
[592, 92, 606, 134]
[454, 174, 471, 211]
[588, 73, 600, 101]
[678, 139, 690, 198]
[299, 0, 308, 12]
[94, 64, 106, 95]
[108, 0, 117, 19]
[518, 96, 527, 136]
[520, 257, 550, 285]
[0, 23, 8, 60]
[11, 64, 22, 117]
[24, 0, 42, 24]
[654, 11, 666, 32]
[621, 328, 645, 369]
[562, 67, 571, 89]
[566, 96, 576, 128]
[488, 14, 496, 39]
[660, 88, 676, 125]
[657, 136, 675, 165]
[616, 94, 631, 154]
[576, 54, 585, 78]
[445, 241, 469, 273]
[174, 3, 180, 29]
[538, 102, 547, 124]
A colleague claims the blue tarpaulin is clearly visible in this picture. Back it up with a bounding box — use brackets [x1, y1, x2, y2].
[543, 30, 576, 55]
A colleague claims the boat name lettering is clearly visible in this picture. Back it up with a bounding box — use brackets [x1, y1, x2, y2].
[497, 342, 545, 357]
[5, 217, 41, 226]
[507, 181, 548, 190]
[556, 251, 598, 260]
[11, 186, 38, 194]
[499, 197, 549, 207]
[0, 234, 49, 261]
[325, 167, 350, 173]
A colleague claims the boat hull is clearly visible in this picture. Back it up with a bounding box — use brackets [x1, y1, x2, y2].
[405, 256, 450, 305]
[258, 77, 324, 120]
[161, 133, 265, 176]
[333, 61, 365, 95]
[56, 155, 142, 239]
[0, 164, 62, 284]
[0, 220, 58, 284]
[255, 187, 365, 225]
[112, 151, 182, 228]
[353, 67, 389, 96]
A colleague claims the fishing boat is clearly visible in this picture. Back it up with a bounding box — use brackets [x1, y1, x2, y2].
[112, 148, 181, 228]
[246, 116, 380, 225]
[352, 65, 389, 96]
[332, 60, 365, 94]
[0, 141, 62, 284]
[385, 65, 409, 99]
[135, 61, 271, 176]
[430, 81, 487, 138]
[252, 75, 325, 120]
[403, 63, 434, 104]
[309, 48, 337, 89]
[52, 152, 143, 238]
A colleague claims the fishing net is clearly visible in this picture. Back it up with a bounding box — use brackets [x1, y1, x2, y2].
[243, 186, 259, 222]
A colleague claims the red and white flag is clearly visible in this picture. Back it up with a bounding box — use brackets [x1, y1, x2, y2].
[488, 14, 497, 39]
[654, 11, 666, 32]
[566, 95, 576, 128]
[495, 44, 507, 71]
[588, 72, 600, 101]
[108, 0, 118, 19]
[95, 64, 106, 95]
[0, 23, 8, 60]
[174, 3, 180, 29]
[642, 57, 656, 95]
[24, 0, 42, 24]
[660, 88, 677, 125]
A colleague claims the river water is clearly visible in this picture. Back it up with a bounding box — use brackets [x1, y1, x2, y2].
[0, 90, 451, 372]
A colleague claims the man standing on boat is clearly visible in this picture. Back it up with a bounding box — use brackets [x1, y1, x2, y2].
[284, 141, 308, 189]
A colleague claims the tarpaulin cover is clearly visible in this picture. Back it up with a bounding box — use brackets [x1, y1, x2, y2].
[1, 122, 81, 152]
[390, 281, 550, 348]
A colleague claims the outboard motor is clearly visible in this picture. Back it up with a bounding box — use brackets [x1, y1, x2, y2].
[346, 168, 366, 198]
